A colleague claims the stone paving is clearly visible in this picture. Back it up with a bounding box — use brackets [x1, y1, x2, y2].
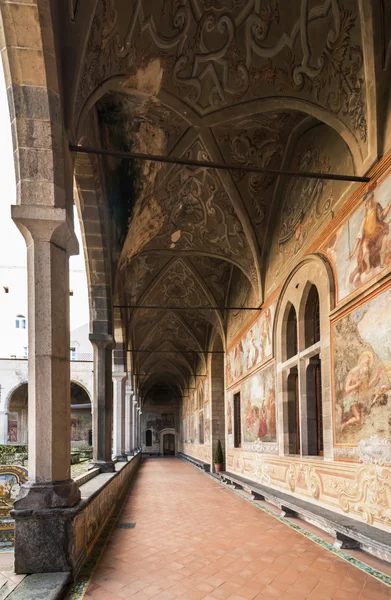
[84, 458, 391, 600]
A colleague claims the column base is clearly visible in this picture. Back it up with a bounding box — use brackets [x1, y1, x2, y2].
[12, 505, 78, 574]
[13, 480, 80, 511]
[94, 460, 116, 473]
[114, 454, 127, 462]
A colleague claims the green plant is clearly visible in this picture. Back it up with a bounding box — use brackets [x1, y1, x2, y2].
[214, 440, 224, 465]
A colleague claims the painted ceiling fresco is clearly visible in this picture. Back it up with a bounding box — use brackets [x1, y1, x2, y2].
[71, 0, 370, 398]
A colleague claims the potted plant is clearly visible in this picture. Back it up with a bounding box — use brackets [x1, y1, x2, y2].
[214, 439, 224, 473]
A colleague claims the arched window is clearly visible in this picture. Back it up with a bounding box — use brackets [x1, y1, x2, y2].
[286, 305, 298, 360]
[287, 367, 300, 454]
[15, 315, 26, 329]
[304, 285, 320, 348]
[303, 285, 323, 456]
[281, 283, 325, 456]
[145, 429, 152, 447]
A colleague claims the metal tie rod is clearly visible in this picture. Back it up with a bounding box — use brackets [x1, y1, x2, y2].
[114, 304, 260, 311]
[70, 145, 370, 183]
[129, 349, 225, 354]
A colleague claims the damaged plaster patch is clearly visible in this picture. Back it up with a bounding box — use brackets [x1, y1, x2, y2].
[171, 230, 181, 243]
[120, 194, 165, 267]
[122, 58, 164, 97]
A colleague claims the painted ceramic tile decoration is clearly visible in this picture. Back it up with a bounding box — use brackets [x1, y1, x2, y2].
[326, 175, 391, 301]
[333, 285, 391, 445]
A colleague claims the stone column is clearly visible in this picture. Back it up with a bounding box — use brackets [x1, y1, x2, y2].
[124, 380, 133, 455]
[89, 334, 115, 472]
[132, 399, 137, 451]
[12, 206, 80, 505]
[113, 372, 126, 460]
[11, 205, 81, 573]
[136, 406, 141, 449]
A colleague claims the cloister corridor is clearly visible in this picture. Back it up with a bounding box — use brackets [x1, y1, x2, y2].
[69, 459, 390, 600]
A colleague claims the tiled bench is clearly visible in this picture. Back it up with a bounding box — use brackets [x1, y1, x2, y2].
[220, 471, 391, 561]
[177, 452, 210, 473]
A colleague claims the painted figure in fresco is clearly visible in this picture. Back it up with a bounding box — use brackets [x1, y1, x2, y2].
[245, 399, 256, 430]
[7, 427, 17, 443]
[227, 401, 233, 435]
[348, 188, 391, 287]
[258, 399, 268, 438]
[246, 329, 259, 370]
[267, 387, 276, 438]
[370, 385, 389, 409]
[260, 308, 272, 358]
[341, 351, 382, 433]
[233, 340, 244, 380]
[227, 353, 233, 385]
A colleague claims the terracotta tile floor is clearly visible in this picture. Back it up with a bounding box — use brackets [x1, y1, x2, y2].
[84, 458, 391, 600]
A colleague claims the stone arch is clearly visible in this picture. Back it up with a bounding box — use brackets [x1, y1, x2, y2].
[70, 382, 92, 446]
[70, 381, 92, 404]
[6, 383, 28, 444]
[74, 127, 113, 337]
[0, 0, 72, 212]
[5, 381, 28, 413]
[274, 254, 335, 459]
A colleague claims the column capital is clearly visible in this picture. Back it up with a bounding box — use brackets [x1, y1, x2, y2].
[11, 204, 78, 255]
[112, 371, 127, 381]
[89, 333, 115, 349]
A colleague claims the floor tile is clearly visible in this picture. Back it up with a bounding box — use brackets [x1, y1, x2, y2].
[79, 458, 391, 600]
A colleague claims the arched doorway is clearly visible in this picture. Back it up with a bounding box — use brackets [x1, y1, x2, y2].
[7, 384, 28, 444]
[159, 428, 176, 456]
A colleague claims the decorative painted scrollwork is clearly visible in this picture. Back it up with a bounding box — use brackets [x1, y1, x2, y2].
[77, 0, 367, 141]
[286, 462, 321, 500]
[332, 464, 391, 525]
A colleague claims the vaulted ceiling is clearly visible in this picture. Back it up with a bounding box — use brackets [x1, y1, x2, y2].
[58, 0, 387, 400]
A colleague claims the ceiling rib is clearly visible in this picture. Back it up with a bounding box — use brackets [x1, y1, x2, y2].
[69, 145, 370, 183]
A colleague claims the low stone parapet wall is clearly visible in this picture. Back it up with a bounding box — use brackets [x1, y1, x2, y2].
[12, 453, 141, 574]
[73, 453, 141, 574]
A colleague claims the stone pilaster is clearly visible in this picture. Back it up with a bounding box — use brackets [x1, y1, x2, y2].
[113, 372, 126, 460]
[89, 334, 115, 472]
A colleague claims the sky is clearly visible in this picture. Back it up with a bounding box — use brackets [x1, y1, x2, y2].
[0, 61, 89, 327]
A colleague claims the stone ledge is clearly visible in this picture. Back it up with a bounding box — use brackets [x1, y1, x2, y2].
[74, 467, 100, 488]
[5, 572, 70, 600]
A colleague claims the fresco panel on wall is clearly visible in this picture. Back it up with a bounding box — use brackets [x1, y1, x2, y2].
[326, 171, 391, 302]
[333, 284, 391, 446]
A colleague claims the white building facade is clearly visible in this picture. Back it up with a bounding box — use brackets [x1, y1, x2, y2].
[0, 260, 93, 446]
